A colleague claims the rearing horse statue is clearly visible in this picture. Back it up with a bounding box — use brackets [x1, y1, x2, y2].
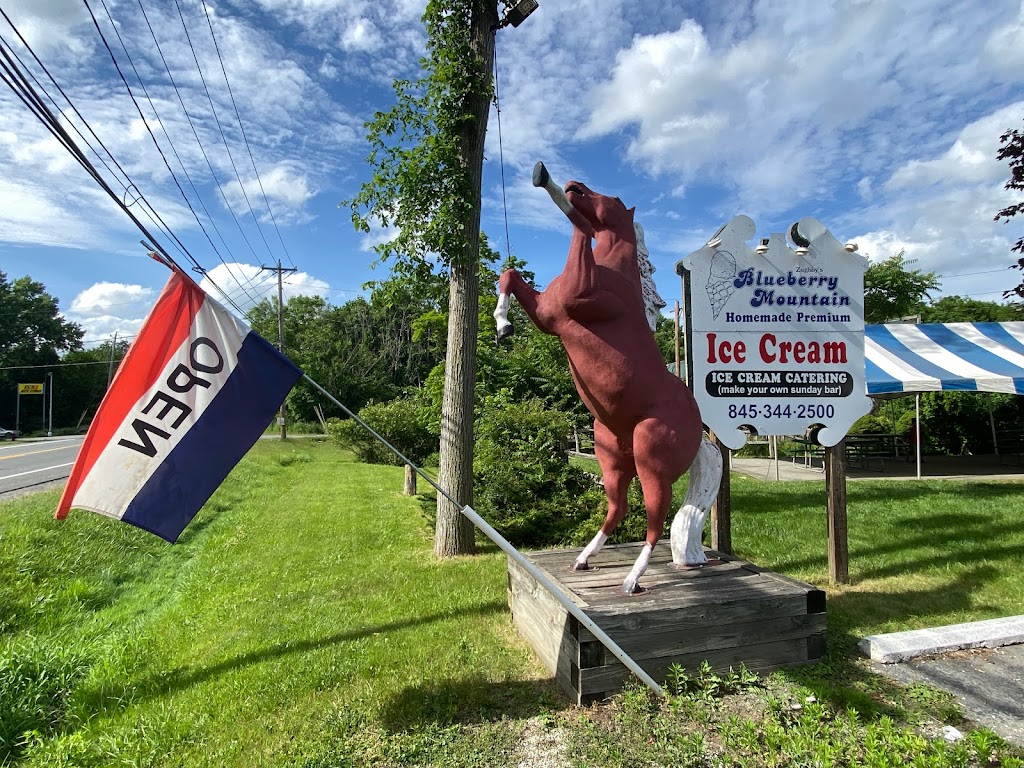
[494, 163, 723, 595]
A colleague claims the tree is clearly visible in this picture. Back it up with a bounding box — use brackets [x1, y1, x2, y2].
[996, 119, 1024, 299]
[346, 0, 507, 557]
[248, 291, 445, 424]
[921, 295, 1024, 323]
[55, 339, 129, 430]
[863, 252, 939, 323]
[0, 271, 83, 428]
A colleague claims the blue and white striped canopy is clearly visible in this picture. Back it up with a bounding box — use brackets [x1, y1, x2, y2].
[865, 322, 1024, 395]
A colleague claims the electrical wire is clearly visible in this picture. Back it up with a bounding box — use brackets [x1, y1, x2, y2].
[118, 0, 266, 307]
[200, 0, 293, 268]
[1, 7, 248, 319]
[169, 0, 276, 263]
[491, 33, 513, 264]
[0, 27, 180, 272]
[92, 0, 238, 273]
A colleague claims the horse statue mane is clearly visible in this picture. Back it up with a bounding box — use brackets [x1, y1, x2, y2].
[493, 163, 723, 595]
[634, 222, 666, 333]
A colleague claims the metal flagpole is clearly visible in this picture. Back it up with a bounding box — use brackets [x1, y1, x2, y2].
[301, 373, 666, 699]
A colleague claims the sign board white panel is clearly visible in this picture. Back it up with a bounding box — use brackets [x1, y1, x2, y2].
[678, 216, 872, 450]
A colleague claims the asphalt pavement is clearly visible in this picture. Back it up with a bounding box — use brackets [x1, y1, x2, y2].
[0, 435, 83, 498]
[872, 643, 1024, 746]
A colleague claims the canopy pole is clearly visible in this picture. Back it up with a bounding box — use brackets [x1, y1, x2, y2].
[915, 393, 922, 479]
[990, 402, 999, 457]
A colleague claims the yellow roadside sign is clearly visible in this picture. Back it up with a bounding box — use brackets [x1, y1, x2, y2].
[18, 383, 44, 395]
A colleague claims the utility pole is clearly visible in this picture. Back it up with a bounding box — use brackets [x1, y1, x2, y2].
[107, 331, 118, 388]
[259, 260, 297, 439]
[674, 300, 681, 379]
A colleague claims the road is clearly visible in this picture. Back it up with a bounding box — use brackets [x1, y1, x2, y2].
[0, 436, 83, 498]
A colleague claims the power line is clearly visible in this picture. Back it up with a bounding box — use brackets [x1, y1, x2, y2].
[93, 0, 236, 272]
[200, 0, 293, 268]
[169, 0, 276, 263]
[0, 16, 182, 274]
[1, 5, 294, 329]
[114, 0, 265, 307]
[0, 359, 125, 371]
[492, 36, 513, 264]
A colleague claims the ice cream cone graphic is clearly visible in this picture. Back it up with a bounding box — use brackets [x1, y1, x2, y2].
[706, 251, 737, 319]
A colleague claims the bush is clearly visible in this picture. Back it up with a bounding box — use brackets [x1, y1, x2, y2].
[849, 414, 889, 434]
[326, 397, 436, 466]
[473, 393, 608, 546]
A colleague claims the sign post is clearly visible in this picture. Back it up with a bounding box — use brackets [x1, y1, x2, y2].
[47, 372, 53, 437]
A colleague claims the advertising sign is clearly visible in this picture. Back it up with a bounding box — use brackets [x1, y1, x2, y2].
[678, 215, 872, 450]
[18, 383, 44, 395]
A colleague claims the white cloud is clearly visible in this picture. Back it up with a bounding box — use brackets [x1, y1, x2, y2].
[220, 163, 317, 225]
[198, 262, 330, 315]
[340, 17, 383, 52]
[0, 0, 92, 58]
[357, 214, 400, 253]
[985, 0, 1024, 77]
[67, 282, 156, 344]
[576, 0, 1022, 217]
[886, 105, 1021, 191]
[69, 282, 156, 316]
[845, 104, 1022, 296]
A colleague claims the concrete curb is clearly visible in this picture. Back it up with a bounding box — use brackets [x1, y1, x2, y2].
[860, 615, 1024, 663]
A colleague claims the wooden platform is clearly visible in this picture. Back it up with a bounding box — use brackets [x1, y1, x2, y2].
[507, 542, 826, 704]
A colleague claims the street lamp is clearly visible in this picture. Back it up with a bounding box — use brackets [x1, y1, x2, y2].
[496, 0, 538, 29]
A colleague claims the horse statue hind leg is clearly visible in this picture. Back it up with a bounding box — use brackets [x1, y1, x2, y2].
[496, 162, 723, 594]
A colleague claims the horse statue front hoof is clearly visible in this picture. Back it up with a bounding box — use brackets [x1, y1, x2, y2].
[622, 578, 647, 596]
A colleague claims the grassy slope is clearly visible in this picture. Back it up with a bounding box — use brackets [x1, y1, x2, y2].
[2, 441, 557, 767]
[3, 441, 1024, 766]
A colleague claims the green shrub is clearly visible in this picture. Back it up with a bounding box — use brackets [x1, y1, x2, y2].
[326, 398, 436, 467]
[473, 393, 608, 546]
[849, 414, 888, 434]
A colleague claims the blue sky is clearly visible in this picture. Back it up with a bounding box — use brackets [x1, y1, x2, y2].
[0, 0, 1022, 349]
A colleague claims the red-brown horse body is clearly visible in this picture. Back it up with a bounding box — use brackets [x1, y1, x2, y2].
[495, 169, 722, 594]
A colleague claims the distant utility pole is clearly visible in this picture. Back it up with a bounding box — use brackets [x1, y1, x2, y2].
[260, 260, 297, 439]
[107, 331, 118, 388]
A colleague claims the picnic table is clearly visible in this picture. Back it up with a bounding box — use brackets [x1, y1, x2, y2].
[845, 433, 908, 471]
[790, 434, 908, 472]
[994, 428, 1024, 464]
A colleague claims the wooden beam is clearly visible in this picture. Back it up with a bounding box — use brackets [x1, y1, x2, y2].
[825, 438, 849, 585]
[710, 436, 732, 554]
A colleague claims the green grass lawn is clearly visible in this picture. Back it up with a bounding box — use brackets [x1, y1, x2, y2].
[3, 440, 1024, 766]
[1, 441, 556, 766]
[728, 474, 1024, 649]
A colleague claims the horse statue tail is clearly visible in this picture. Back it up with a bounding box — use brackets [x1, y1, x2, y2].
[669, 436, 723, 567]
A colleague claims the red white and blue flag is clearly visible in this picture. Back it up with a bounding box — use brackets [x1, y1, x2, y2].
[56, 260, 302, 542]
